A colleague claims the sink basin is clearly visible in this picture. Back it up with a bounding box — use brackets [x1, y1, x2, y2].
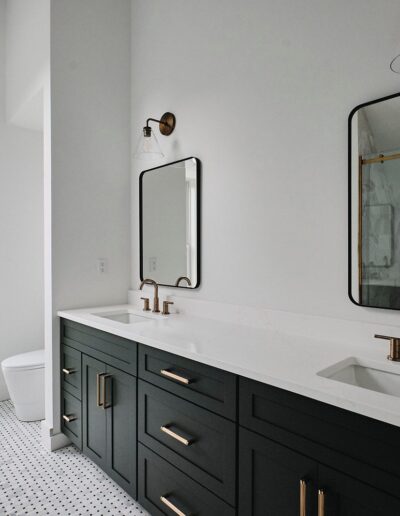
[94, 310, 151, 324]
[317, 357, 400, 398]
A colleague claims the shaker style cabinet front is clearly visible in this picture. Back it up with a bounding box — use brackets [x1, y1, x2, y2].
[238, 377, 400, 516]
[238, 427, 317, 516]
[238, 429, 400, 516]
[82, 355, 107, 468]
[60, 319, 400, 515]
[82, 354, 137, 498]
[60, 320, 138, 499]
[317, 466, 400, 516]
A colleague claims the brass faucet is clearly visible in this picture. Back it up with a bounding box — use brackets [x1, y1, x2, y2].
[175, 276, 192, 287]
[375, 334, 400, 361]
[139, 278, 160, 313]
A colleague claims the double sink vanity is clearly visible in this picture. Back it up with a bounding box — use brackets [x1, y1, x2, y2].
[58, 304, 400, 516]
[58, 117, 400, 516]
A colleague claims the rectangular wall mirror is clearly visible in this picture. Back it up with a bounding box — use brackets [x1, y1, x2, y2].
[140, 157, 200, 288]
[349, 93, 400, 309]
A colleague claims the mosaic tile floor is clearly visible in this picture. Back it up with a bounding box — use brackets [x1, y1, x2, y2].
[0, 400, 149, 515]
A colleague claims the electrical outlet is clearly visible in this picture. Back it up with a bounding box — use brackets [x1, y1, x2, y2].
[97, 258, 107, 274]
[149, 257, 157, 272]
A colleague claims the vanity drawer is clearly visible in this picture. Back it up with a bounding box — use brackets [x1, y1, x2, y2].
[61, 390, 82, 449]
[138, 444, 235, 516]
[61, 319, 137, 376]
[239, 377, 400, 490]
[61, 345, 81, 399]
[138, 380, 236, 504]
[138, 344, 237, 420]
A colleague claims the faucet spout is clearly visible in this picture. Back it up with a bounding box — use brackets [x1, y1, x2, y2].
[139, 278, 160, 313]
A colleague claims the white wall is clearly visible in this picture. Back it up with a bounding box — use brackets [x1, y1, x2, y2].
[131, 0, 400, 327]
[5, 0, 49, 130]
[46, 0, 131, 440]
[0, 0, 44, 400]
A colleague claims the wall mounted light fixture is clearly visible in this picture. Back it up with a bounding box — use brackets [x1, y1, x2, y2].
[133, 112, 176, 160]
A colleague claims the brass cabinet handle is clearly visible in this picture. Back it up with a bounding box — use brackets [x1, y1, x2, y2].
[102, 374, 112, 409]
[62, 368, 75, 375]
[160, 496, 186, 516]
[96, 373, 105, 407]
[300, 479, 307, 516]
[318, 489, 325, 516]
[160, 369, 192, 385]
[63, 414, 77, 423]
[160, 425, 193, 446]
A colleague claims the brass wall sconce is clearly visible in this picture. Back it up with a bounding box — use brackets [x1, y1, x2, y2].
[134, 112, 176, 160]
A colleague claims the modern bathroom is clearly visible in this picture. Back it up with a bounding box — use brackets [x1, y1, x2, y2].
[2, 0, 400, 515]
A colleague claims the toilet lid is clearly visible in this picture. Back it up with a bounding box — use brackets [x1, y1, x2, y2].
[1, 349, 45, 371]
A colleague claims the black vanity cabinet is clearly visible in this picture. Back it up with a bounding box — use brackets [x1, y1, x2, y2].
[239, 377, 400, 516]
[317, 466, 400, 516]
[82, 355, 137, 496]
[239, 427, 317, 515]
[60, 318, 400, 515]
[137, 344, 237, 515]
[61, 320, 137, 498]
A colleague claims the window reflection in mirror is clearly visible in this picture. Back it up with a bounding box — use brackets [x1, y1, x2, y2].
[140, 157, 200, 289]
[350, 94, 400, 309]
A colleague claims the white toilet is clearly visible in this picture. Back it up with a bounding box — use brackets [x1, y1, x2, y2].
[1, 349, 45, 421]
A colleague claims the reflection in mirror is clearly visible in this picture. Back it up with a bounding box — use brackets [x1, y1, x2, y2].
[350, 94, 400, 309]
[140, 157, 200, 288]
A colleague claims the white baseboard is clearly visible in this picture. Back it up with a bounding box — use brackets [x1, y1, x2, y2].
[40, 420, 70, 451]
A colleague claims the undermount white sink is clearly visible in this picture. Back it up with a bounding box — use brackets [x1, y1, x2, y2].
[317, 357, 400, 398]
[94, 310, 152, 324]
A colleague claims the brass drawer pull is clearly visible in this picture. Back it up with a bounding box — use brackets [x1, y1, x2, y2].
[97, 373, 105, 407]
[318, 489, 325, 516]
[63, 414, 77, 423]
[160, 369, 192, 385]
[160, 495, 186, 516]
[102, 374, 112, 409]
[160, 425, 192, 446]
[62, 368, 75, 375]
[300, 479, 307, 516]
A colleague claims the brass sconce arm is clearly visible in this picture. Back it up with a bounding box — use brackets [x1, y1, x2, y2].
[143, 112, 176, 136]
[146, 117, 163, 127]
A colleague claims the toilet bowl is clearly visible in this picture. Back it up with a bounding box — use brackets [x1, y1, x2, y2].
[1, 349, 45, 421]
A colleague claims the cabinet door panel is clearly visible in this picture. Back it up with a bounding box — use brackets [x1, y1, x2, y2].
[82, 355, 107, 469]
[319, 465, 400, 515]
[239, 427, 317, 516]
[106, 366, 137, 498]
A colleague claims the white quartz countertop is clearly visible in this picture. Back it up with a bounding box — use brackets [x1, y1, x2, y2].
[58, 304, 400, 428]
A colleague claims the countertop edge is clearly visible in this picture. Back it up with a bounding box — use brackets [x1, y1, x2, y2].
[58, 309, 400, 429]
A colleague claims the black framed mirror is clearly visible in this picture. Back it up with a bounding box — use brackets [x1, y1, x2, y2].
[139, 157, 201, 289]
[349, 92, 400, 310]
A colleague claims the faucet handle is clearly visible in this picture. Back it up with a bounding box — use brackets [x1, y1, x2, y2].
[140, 297, 151, 312]
[162, 301, 174, 316]
[375, 334, 400, 361]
